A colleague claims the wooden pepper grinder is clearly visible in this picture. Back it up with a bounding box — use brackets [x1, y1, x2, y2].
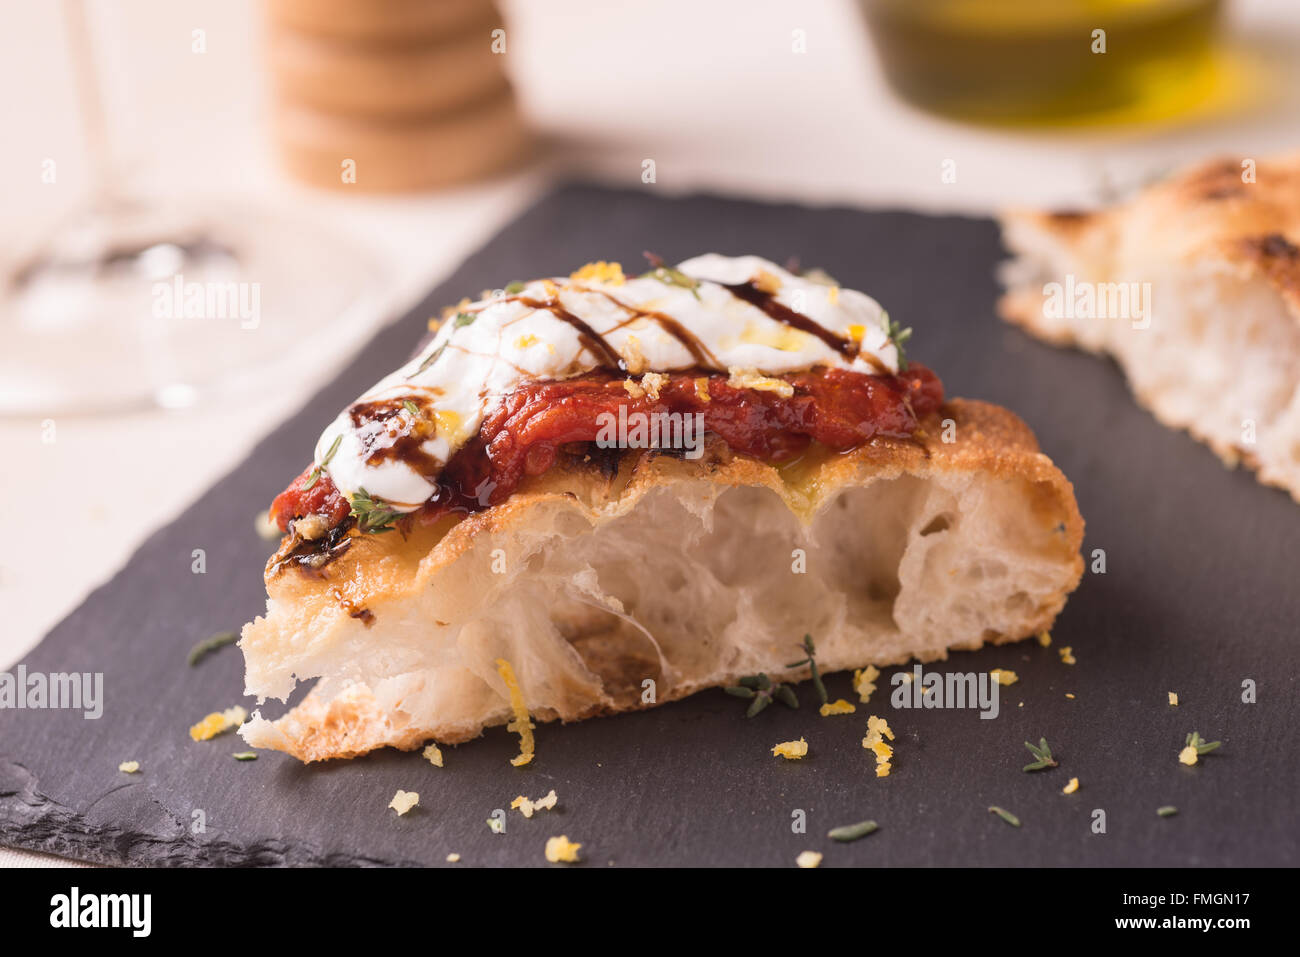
[266, 0, 530, 191]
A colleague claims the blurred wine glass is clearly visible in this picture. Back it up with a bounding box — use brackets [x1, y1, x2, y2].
[0, 0, 380, 415]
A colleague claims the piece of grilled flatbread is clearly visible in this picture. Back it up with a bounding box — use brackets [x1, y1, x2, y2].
[241, 399, 1083, 761]
[999, 153, 1300, 501]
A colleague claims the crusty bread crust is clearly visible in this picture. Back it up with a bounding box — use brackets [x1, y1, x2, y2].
[999, 152, 1300, 501]
[241, 399, 1084, 761]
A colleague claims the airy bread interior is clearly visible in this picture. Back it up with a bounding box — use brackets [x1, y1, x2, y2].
[999, 155, 1300, 502]
[240, 400, 1083, 761]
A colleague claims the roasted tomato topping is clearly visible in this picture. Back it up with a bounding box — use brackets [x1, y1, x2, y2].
[270, 365, 943, 533]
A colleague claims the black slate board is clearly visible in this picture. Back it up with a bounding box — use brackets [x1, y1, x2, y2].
[3, 184, 1297, 867]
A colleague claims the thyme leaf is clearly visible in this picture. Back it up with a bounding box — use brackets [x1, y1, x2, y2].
[1022, 737, 1059, 772]
[884, 312, 913, 372]
[828, 820, 878, 842]
[785, 633, 827, 705]
[1185, 731, 1222, 755]
[302, 434, 342, 491]
[640, 251, 701, 299]
[724, 672, 798, 717]
[349, 488, 401, 534]
[187, 630, 238, 667]
[988, 806, 1021, 827]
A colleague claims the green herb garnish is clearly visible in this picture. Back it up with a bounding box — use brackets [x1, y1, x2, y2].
[302, 434, 342, 491]
[723, 673, 798, 717]
[453, 311, 477, 326]
[232, 752, 258, 761]
[785, 634, 827, 705]
[1157, 806, 1178, 817]
[503, 281, 526, 295]
[828, 820, 878, 842]
[187, 630, 238, 667]
[349, 488, 401, 534]
[884, 312, 913, 371]
[640, 252, 701, 299]
[403, 399, 420, 416]
[988, 806, 1021, 827]
[1023, 737, 1059, 772]
[1184, 731, 1222, 755]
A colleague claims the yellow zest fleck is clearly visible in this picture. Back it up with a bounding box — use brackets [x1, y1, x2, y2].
[570, 261, 625, 285]
[1063, 777, 1080, 794]
[853, 665, 879, 703]
[991, 668, 1019, 686]
[545, 835, 582, 863]
[495, 658, 535, 767]
[1065, 693, 1075, 699]
[863, 715, 895, 776]
[189, 705, 247, 742]
[727, 368, 795, 397]
[819, 698, 856, 717]
[846, 323, 866, 342]
[541, 278, 560, 298]
[796, 850, 823, 868]
[512, 789, 558, 818]
[693, 377, 711, 402]
[622, 378, 645, 399]
[739, 322, 810, 352]
[827, 285, 840, 306]
[446, 852, 461, 863]
[1059, 646, 1077, 665]
[423, 743, 444, 767]
[118, 761, 140, 774]
[772, 738, 808, 760]
[900, 672, 915, 685]
[513, 333, 539, 350]
[389, 790, 419, 815]
[427, 316, 442, 332]
[441, 297, 472, 318]
[1037, 630, 1052, 647]
[1179, 746, 1199, 766]
[1168, 692, 1179, 707]
[753, 269, 783, 294]
[640, 372, 668, 401]
[433, 409, 465, 444]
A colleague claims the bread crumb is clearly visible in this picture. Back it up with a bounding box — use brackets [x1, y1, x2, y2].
[693, 377, 711, 402]
[819, 699, 856, 717]
[1179, 745, 1199, 766]
[795, 850, 823, 868]
[423, 743, 444, 767]
[570, 261, 625, 285]
[446, 853, 460, 863]
[640, 372, 668, 401]
[512, 789, 558, 818]
[772, 738, 808, 760]
[622, 334, 648, 374]
[990, 668, 1018, 686]
[545, 835, 582, 863]
[1059, 646, 1077, 665]
[727, 368, 795, 398]
[1065, 693, 1075, 699]
[622, 378, 646, 399]
[1168, 692, 1179, 707]
[852, 665, 879, 703]
[118, 761, 140, 774]
[495, 658, 535, 767]
[389, 790, 419, 815]
[1037, 631, 1052, 647]
[1063, 777, 1079, 794]
[189, 705, 247, 742]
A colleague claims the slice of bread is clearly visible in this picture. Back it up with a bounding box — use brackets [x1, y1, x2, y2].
[999, 153, 1300, 500]
[240, 399, 1083, 761]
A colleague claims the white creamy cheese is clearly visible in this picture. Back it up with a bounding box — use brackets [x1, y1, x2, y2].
[314, 254, 900, 509]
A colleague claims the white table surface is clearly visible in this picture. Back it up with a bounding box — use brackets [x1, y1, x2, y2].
[2, 0, 1297, 867]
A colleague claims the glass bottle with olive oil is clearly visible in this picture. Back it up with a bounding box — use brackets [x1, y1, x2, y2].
[858, 0, 1226, 125]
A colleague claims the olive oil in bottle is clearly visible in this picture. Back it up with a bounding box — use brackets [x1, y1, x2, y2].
[859, 0, 1227, 126]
